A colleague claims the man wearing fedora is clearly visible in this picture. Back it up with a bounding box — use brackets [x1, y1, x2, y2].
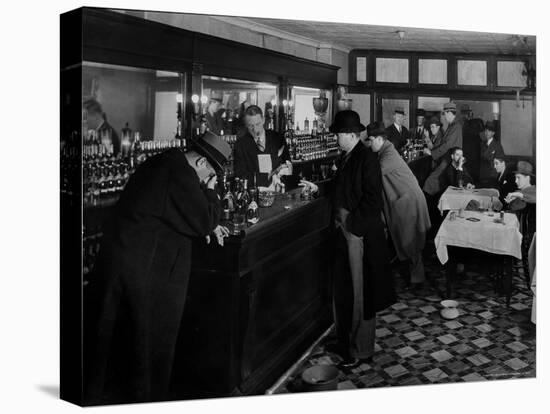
[479, 120, 505, 187]
[385, 106, 409, 152]
[365, 121, 431, 289]
[422, 102, 463, 197]
[505, 160, 536, 210]
[84, 132, 232, 405]
[205, 90, 225, 135]
[328, 110, 395, 368]
[411, 108, 429, 142]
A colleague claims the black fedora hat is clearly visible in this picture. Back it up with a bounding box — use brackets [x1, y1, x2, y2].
[485, 120, 497, 132]
[428, 116, 441, 126]
[191, 131, 232, 172]
[416, 108, 426, 117]
[366, 121, 387, 138]
[329, 110, 365, 134]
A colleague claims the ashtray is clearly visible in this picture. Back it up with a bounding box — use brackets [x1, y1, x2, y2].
[440, 299, 459, 320]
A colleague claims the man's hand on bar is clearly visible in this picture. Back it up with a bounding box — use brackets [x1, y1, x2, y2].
[299, 179, 319, 194]
[207, 225, 229, 246]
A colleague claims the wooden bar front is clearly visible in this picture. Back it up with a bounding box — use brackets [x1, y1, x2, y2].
[171, 191, 334, 398]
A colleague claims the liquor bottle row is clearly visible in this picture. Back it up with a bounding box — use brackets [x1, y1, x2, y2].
[402, 139, 428, 162]
[83, 159, 132, 206]
[285, 130, 339, 162]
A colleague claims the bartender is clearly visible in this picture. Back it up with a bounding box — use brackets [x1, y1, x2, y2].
[233, 104, 292, 188]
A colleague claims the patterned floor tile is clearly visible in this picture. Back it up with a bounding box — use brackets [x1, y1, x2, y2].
[471, 338, 493, 348]
[431, 350, 453, 362]
[423, 368, 448, 382]
[384, 364, 408, 378]
[444, 320, 463, 329]
[467, 354, 491, 366]
[506, 341, 529, 352]
[462, 373, 486, 382]
[395, 346, 418, 358]
[273, 248, 536, 394]
[437, 334, 458, 345]
[504, 358, 529, 371]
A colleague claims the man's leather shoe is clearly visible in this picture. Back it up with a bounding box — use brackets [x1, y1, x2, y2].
[338, 357, 360, 369]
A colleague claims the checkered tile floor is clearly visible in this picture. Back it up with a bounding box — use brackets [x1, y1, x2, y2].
[272, 247, 536, 393]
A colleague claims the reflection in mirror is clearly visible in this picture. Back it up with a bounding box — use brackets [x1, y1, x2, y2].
[81, 62, 186, 207]
[82, 62, 185, 147]
[381, 98, 410, 130]
[201, 76, 278, 136]
[291, 87, 332, 132]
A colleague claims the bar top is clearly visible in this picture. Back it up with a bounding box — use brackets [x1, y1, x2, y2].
[221, 187, 327, 240]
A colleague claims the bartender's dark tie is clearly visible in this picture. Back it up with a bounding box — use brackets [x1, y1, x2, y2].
[257, 138, 265, 152]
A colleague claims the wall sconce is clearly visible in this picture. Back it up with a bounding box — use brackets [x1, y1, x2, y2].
[492, 101, 500, 120]
[396, 30, 405, 44]
[191, 94, 200, 117]
[200, 95, 208, 115]
[176, 94, 183, 138]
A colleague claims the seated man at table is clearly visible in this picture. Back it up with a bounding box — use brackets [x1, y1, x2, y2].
[493, 156, 517, 203]
[233, 105, 293, 189]
[442, 147, 475, 190]
[365, 122, 431, 289]
[505, 160, 536, 211]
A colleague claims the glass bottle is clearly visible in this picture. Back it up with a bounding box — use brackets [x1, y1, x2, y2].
[222, 175, 235, 221]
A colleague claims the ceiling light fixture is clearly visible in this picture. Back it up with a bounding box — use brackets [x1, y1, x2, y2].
[396, 30, 405, 44]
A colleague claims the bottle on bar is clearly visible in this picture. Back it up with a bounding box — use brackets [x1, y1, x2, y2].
[312, 117, 318, 138]
[121, 122, 132, 159]
[222, 175, 235, 222]
[304, 117, 310, 133]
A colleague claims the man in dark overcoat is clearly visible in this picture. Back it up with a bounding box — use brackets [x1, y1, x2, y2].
[479, 120, 505, 187]
[329, 110, 395, 368]
[459, 104, 485, 184]
[84, 132, 231, 405]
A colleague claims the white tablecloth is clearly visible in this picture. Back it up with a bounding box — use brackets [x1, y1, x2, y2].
[435, 210, 522, 264]
[529, 233, 536, 324]
[437, 187, 500, 213]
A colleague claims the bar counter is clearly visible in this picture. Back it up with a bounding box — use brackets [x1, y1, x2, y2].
[170, 188, 333, 398]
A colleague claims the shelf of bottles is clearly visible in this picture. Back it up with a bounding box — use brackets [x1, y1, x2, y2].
[83, 136, 186, 208]
[402, 138, 428, 163]
[285, 124, 339, 163]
